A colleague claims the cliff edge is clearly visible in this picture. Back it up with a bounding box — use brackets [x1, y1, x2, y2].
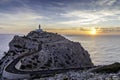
[0, 30, 93, 78]
[8, 30, 93, 70]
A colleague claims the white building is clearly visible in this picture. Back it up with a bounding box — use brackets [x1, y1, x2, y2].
[35, 24, 43, 32]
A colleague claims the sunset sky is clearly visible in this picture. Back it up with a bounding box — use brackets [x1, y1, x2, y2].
[0, 0, 120, 35]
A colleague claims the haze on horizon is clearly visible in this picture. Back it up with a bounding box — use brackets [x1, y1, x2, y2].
[0, 0, 120, 35]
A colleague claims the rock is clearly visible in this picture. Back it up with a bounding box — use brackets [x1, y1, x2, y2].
[9, 35, 40, 53]
[1, 30, 93, 71]
[35, 70, 120, 80]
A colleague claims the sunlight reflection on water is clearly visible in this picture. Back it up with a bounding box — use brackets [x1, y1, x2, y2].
[65, 35, 120, 65]
[0, 34, 120, 65]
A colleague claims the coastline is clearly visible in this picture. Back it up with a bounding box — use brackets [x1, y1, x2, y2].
[0, 31, 120, 80]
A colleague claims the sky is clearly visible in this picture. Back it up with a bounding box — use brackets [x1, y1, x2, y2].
[0, 0, 120, 35]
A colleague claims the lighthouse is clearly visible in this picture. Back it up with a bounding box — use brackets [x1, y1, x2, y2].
[36, 24, 43, 32]
[39, 24, 41, 29]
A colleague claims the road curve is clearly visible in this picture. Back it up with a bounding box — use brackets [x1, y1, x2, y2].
[3, 51, 93, 79]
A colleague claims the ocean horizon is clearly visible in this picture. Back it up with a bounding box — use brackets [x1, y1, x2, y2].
[0, 34, 120, 65]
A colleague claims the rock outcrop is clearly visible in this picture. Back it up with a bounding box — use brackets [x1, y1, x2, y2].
[1, 30, 93, 72]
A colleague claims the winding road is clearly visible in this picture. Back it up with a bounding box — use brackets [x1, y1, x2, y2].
[2, 50, 93, 79]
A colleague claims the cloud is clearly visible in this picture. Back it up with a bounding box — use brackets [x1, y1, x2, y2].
[0, 0, 120, 34]
[0, 27, 3, 29]
[0, 12, 43, 21]
[96, 0, 117, 6]
[0, 0, 11, 3]
[0, 8, 49, 28]
[59, 10, 120, 25]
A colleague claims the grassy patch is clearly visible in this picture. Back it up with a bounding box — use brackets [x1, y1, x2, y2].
[93, 62, 120, 73]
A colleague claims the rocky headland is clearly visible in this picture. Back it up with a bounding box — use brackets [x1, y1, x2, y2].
[0, 29, 120, 80]
[9, 30, 93, 70]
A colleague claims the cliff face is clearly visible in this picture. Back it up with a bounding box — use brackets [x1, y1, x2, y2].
[8, 31, 93, 70]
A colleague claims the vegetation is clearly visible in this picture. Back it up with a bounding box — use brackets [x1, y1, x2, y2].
[63, 77, 68, 80]
[44, 59, 52, 67]
[59, 63, 65, 67]
[20, 65, 26, 69]
[26, 64, 32, 69]
[40, 66, 46, 69]
[37, 60, 41, 63]
[14, 44, 22, 48]
[34, 55, 39, 59]
[65, 60, 70, 64]
[33, 63, 37, 66]
[31, 57, 35, 60]
[93, 62, 120, 73]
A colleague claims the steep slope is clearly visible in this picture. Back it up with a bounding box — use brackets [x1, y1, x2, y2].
[1, 30, 93, 72]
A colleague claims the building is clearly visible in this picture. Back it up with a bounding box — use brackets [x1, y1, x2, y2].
[35, 24, 43, 32]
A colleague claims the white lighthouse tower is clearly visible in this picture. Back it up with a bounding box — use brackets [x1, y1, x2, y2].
[36, 24, 43, 32]
[39, 24, 41, 29]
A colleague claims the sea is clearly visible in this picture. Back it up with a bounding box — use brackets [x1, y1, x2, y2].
[0, 34, 120, 65]
[0, 34, 14, 58]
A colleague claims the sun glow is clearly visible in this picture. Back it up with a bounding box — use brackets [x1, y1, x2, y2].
[90, 28, 97, 35]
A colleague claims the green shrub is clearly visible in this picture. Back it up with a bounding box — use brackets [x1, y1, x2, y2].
[20, 65, 26, 69]
[63, 77, 68, 80]
[93, 62, 120, 73]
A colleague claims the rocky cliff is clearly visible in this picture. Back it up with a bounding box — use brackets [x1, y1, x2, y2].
[1, 30, 93, 72]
